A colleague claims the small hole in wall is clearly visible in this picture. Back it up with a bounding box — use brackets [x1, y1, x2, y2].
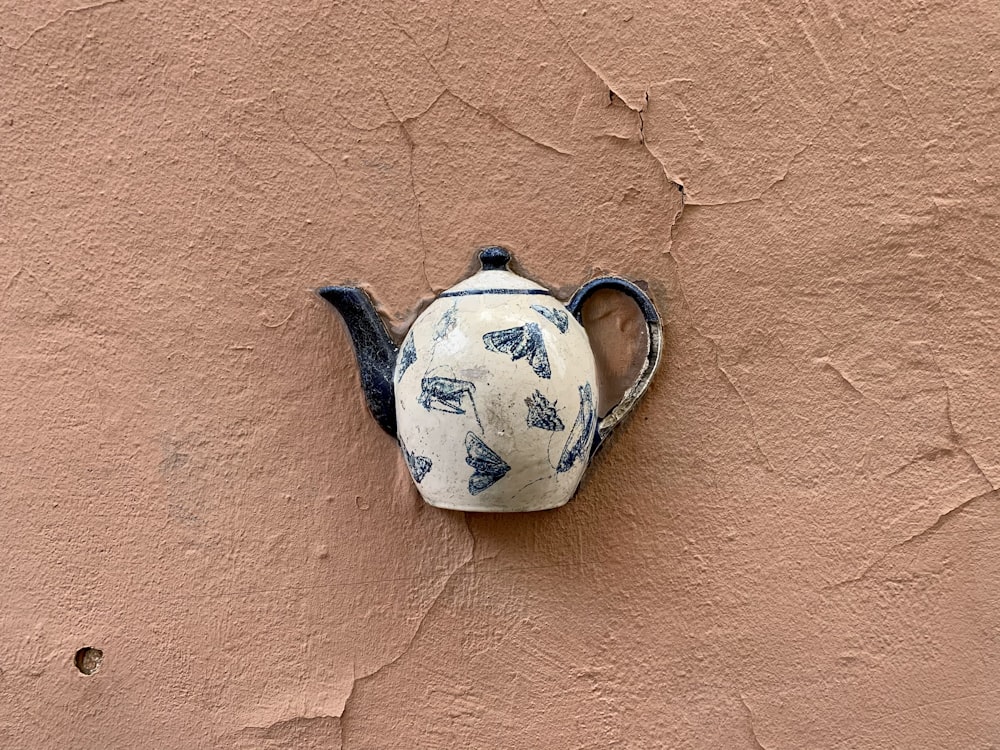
[74, 647, 103, 675]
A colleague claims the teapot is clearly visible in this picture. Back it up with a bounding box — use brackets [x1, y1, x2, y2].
[318, 247, 662, 512]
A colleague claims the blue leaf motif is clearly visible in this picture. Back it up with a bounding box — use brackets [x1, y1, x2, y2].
[482, 322, 551, 379]
[530, 304, 569, 333]
[556, 383, 595, 473]
[403, 445, 432, 483]
[525, 389, 564, 431]
[465, 432, 511, 495]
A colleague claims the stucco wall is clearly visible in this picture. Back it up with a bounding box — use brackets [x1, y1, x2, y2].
[3, 1, 999, 747]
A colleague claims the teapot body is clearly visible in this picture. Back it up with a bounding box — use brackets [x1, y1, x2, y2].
[395, 284, 597, 512]
[318, 246, 662, 513]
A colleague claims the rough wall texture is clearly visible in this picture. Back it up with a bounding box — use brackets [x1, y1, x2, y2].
[3, 1, 999, 748]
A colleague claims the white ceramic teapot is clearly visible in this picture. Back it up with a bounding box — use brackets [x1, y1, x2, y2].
[318, 247, 661, 512]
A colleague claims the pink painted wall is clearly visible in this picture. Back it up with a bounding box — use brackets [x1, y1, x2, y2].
[3, 1, 999, 747]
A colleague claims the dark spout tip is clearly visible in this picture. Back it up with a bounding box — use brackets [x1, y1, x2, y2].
[317, 285, 353, 306]
[314, 283, 399, 439]
[478, 246, 512, 271]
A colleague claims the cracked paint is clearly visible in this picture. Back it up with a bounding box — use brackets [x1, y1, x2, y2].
[826, 488, 997, 590]
[2, 0, 999, 747]
[0, 0, 126, 50]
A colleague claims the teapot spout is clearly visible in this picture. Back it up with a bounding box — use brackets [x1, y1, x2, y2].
[317, 286, 398, 438]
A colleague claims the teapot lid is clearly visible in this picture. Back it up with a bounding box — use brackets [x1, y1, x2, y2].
[441, 247, 550, 297]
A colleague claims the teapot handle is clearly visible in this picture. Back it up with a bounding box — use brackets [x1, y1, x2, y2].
[566, 277, 663, 448]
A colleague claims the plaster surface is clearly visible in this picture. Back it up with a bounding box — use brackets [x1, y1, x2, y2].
[2, 1, 999, 747]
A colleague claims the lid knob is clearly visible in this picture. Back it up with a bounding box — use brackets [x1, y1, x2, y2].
[479, 246, 511, 271]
